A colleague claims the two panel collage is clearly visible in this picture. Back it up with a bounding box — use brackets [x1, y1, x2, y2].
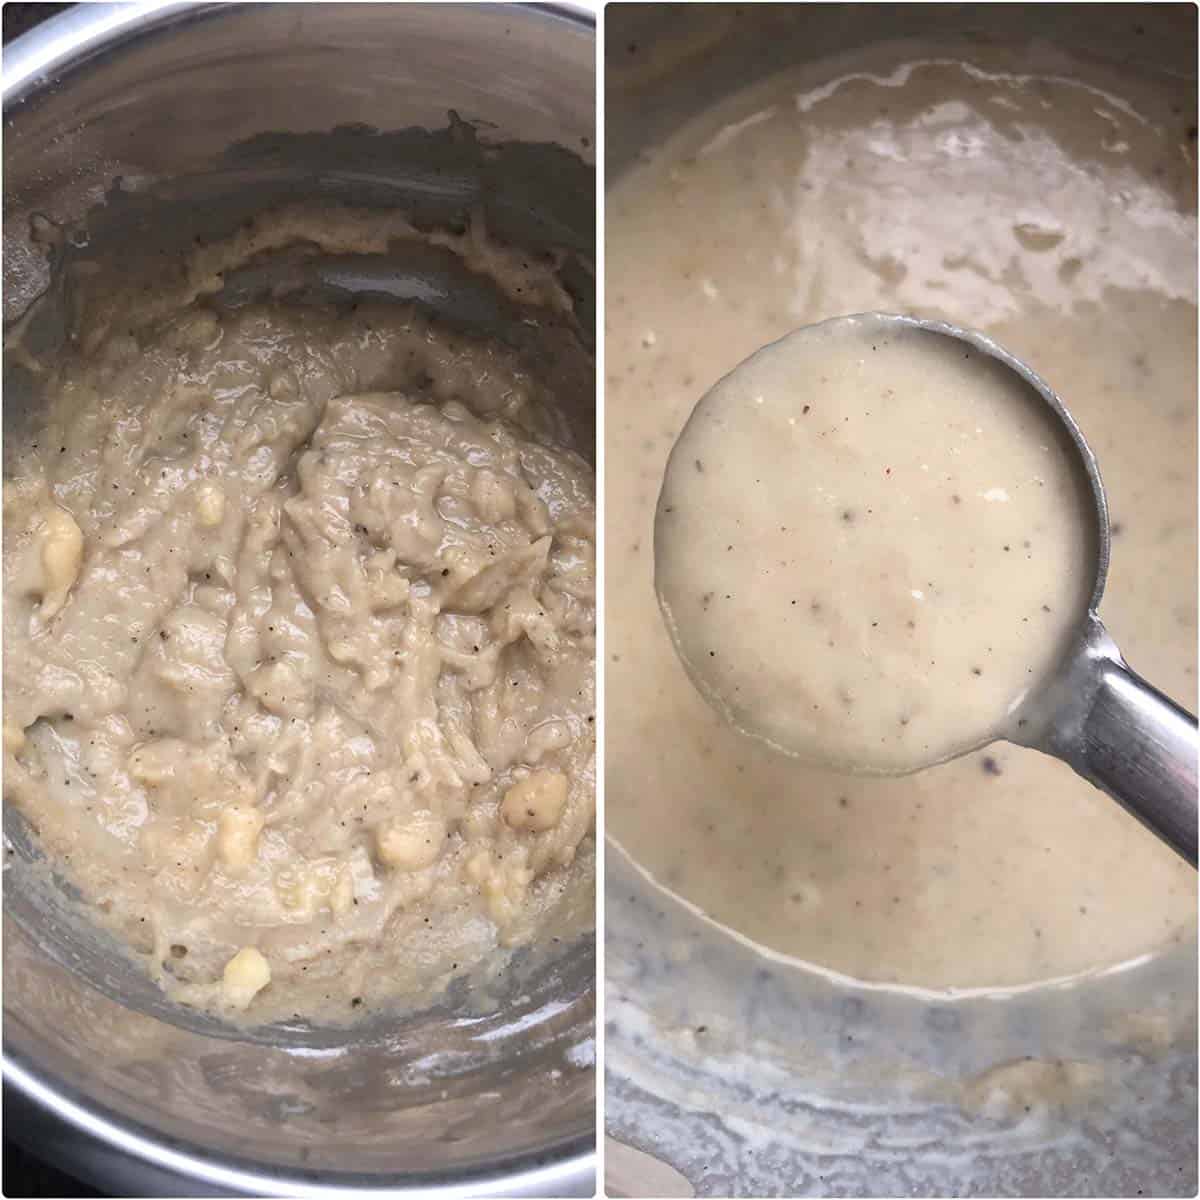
[2, 2, 1197, 1198]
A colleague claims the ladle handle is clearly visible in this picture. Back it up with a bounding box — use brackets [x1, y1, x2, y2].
[1029, 616, 1198, 866]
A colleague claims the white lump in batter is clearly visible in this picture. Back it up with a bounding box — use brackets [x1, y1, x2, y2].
[655, 315, 1096, 773]
[3, 212, 595, 1021]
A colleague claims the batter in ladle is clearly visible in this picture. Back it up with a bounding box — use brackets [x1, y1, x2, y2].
[656, 315, 1096, 774]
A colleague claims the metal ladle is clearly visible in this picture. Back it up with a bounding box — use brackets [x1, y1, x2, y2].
[671, 313, 1199, 866]
[933, 314, 1199, 868]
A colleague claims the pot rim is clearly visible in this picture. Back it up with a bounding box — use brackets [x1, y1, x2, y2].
[1, 1, 596, 108]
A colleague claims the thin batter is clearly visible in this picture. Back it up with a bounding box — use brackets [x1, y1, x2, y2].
[655, 315, 1095, 772]
[607, 48, 1197, 990]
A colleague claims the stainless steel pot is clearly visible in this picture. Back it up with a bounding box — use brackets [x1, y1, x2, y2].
[2, 4, 595, 1195]
[605, 4, 1196, 1196]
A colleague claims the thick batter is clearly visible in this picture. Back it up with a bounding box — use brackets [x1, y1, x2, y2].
[607, 48, 1197, 989]
[4, 207, 596, 1020]
[655, 315, 1095, 772]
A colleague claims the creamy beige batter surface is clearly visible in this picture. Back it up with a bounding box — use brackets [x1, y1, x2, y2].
[607, 48, 1197, 989]
[4, 208, 596, 1020]
[655, 315, 1095, 772]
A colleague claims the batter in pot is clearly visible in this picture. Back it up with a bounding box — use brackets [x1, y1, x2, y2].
[606, 46, 1197, 990]
[4, 207, 596, 1021]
